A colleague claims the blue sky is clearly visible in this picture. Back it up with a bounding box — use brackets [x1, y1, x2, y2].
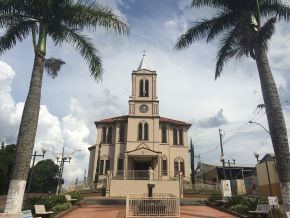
[1, 0, 290, 185]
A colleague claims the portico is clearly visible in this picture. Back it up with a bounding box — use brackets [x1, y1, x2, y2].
[123, 147, 162, 180]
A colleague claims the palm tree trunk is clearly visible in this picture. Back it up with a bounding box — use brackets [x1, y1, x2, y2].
[254, 43, 290, 211]
[4, 53, 44, 214]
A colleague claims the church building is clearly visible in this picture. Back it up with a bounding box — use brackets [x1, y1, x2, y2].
[87, 54, 191, 184]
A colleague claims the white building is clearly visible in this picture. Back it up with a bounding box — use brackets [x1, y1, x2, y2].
[87, 54, 191, 189]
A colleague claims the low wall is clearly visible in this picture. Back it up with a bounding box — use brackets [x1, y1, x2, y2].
[110, 180, 180, 197]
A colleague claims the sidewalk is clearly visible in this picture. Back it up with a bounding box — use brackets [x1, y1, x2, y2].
[61, 205, 237, 218]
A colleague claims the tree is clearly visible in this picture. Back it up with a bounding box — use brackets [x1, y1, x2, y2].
[0, 143, 16, 195]
[175, 0, 290, 211]
[28, 159, 59, 193]
[190, 139, 195, 185]
[0, 0, 128, 213]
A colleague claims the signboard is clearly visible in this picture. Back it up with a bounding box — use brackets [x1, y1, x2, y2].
[268, 196, 279, 206]
[221, 180, 232, 198]
[236, 179, 246, 195]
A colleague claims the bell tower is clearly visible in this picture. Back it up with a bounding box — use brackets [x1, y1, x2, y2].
[129, 53, 159, 117]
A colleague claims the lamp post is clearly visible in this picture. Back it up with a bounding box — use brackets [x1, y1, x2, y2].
[248, 120, 273, 196]
[248, 120, 270, 135]
[254, 152, 273, 196]
[227, 157, 236, 181]
[25, 147, 47, 204]
[55, 147, 81, 195]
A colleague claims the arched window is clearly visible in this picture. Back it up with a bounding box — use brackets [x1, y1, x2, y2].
[99, 155, 110, 175]
[138, 123, 143, 140]
[174, 157, 185, 176]
[162, 155, 167, 176]
[179, 128, 183, 145]
[138, 122, 148, 141]
[144, 123, 148, 140]
[161, 125, 167, 143]
[119, 125, 125, 142]
[145, 80, 149, 97]
[173, 128, 178, 145]
[107, 126, 113, 144]
[139, 80, 144, 97]
[102, 127, 107, 143]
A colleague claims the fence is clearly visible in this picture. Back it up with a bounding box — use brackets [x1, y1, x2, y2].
[183, 182, 220, 194]
[112, 170, 181, 181]
[126, 194, 180, 217]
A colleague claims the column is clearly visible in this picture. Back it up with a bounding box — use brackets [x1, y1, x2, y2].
[124, 153, 128, 180]
[158, 153, 162, 180]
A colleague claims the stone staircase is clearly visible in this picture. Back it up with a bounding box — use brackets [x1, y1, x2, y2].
[80, 196, 205, 206]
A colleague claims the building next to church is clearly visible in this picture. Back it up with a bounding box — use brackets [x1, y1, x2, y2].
[87, 54, 191, 188]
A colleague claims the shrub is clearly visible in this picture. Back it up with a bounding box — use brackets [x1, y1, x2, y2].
[24, 194, 67, 212]
[66, 191, 84, 202]
[269, 208, 283, 218]
[51, 202, 70, 215]
[224, 195, 245, 208]
[243, 197, 266, 213]
[229, 204, 249, 214]
[208, 194, 222, 203]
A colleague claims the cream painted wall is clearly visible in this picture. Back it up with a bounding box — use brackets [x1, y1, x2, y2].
[256, 161, 279, 186]
[110, 180, 180, 197]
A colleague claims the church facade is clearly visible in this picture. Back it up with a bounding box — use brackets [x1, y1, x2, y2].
[87, 54, 191, 183]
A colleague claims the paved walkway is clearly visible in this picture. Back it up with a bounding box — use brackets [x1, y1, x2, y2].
[62, 205, 237, 218]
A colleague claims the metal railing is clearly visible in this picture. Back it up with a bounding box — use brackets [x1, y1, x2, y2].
[111, 170, 181, 181]
[126, 194, 180, 217]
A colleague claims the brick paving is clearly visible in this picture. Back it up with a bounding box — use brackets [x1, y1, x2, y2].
[62, 205, 237, 218]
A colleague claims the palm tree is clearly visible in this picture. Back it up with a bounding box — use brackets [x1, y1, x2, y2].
[175, 0, 290, 211]
[0, 0, 128, 214]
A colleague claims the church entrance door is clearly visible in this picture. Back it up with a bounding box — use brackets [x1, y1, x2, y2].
[130, 159, 152, 180]
[133, 159, 152, 171]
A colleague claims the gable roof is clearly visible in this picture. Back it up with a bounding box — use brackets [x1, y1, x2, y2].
[95, 115, 191, 127]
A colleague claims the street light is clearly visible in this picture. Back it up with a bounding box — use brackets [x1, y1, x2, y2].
[227, 157, 236, 181]
[25, 147, 47, 202]
[254, 152, 273, 196]
[220, 155, 227, 180]
[46, 147, 81, 195]
[248, 120, 270, 135]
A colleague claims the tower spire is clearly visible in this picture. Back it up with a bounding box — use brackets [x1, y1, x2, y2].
[137, 51, 151, 71]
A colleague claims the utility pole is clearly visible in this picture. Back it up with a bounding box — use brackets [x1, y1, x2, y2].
[219, 129, 226, 180]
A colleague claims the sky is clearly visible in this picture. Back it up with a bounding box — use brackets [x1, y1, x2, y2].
[1, 0, 290, 186]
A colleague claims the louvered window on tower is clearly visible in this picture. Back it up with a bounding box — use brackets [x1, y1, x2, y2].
[119, 125, 125, 142]
[107, 127, 112, 144]
[102, 127, 106, 143]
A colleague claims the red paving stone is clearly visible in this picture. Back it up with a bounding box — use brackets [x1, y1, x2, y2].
[62, 205, 237, 218]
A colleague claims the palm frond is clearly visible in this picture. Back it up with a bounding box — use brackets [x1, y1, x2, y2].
[260, 0, 290, 21]
[215, 25, 240, 79]
[175, 19, 213, 49]
[61, 0, 128, 35]
[44, 57, 65, 79]
[0, 20, 34, 55]
[258, 17, 277, 51]
[206, 11, 238, 42]
[191, 0, 229, 9]
[50, 25, 102, 80]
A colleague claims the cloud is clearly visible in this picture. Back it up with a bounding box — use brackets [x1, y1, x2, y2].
[197, 109, 228, 128]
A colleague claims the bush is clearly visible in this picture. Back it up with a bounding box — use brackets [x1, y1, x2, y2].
[208, 194, 222, 203]
[51, 202, 70, 215]
[229, 204, 249, 214]
[24, 194, 67, 212]
[224, 195, 245, 208]
[66, 191, 84, 202]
